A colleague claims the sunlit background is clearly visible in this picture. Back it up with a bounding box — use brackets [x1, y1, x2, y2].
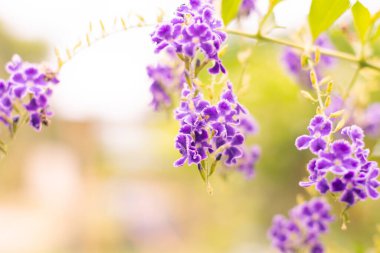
[0, 0, 380, 252]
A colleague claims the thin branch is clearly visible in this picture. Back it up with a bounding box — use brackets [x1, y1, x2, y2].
[343, 65, 361, 99]
[225, 29, 380, 72]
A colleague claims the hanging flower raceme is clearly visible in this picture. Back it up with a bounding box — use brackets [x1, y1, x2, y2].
[149, 0, 259, 180]
[151, 0, 227, 74]
[268, 198, 333, 253]
[282, 35, 334, 88]
[0, 55, 59, 132]
[296, 116, 380, 206]
[173, 83, 259, 178]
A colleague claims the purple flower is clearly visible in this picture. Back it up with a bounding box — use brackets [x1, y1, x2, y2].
[298, 120, 380, 206]
[365, 166, 380, 199]
[0, 80, 13, 120]
[147, 55, 185, 111]
[236, 145, 260, 178]
[6, 54, 23, 73]
[151, 0, 227, 74]
[174, 133, 205, 166]
[268, 198, 333, 253]
[330, 171, 367, 205]
[295, 115, 332, 154]
[317, 140, 359, 175]
[173, 82, 259, 178]
[269, 215, 302, 252]
[341, 125, 364, 148]
[290, 198, 333, 233]
[239, 0, 257, 17]
[300, 159, 330, 194]
[0, 55, 59, 131]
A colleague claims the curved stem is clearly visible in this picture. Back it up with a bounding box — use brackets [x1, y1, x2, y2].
[57, 23, 155, 71]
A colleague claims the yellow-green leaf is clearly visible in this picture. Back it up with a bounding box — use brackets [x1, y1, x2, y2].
[308, 0, 350, 41]
[221, 0, 243, 26]
[352, 1, 371, 43]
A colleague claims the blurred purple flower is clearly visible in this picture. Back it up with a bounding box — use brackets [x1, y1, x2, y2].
[237, 145, 260, 178]
[239, 0, 257, 17]
[147, 55, 185, 111]
[268, 198, 333, 253]
[282, 35, 334, 88]
[324, 93, 344, 116]
[362, 103, 380, 137]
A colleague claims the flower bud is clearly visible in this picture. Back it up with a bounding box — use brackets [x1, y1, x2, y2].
[325, 96, 331, 107]
[326, 81, 333, 94]
[301, 54, 309, 68]
[310, 70, 317, 85]
[315, 47, 321, 64]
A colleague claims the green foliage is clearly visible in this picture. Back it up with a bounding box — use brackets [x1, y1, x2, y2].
[308, 0, 350, 41]
[352, 1, 371, 43]
[221, 0, 243, 26]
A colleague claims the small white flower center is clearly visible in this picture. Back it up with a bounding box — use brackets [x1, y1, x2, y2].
[192, 37, 200, 44]
[334, 159, 342, 166]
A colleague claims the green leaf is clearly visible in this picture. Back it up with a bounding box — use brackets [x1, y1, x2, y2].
[221, 0, 243, 26]
[352, 1, 371, 43]
[308, 0, 350, 41]
[329, 28, 356, 54]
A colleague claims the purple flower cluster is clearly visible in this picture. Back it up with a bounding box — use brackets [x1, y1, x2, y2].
[239, 0, 257, 17]
[147, 54, 185, 111]
[173, 83, 259, 177]
[296, 115, 380, 206]
[149, 0, 259, 178]
[269, 198, 333, 253]
[151, 0, 227, 74]
[283, 35, 334, 88]
[0, 55, 59, 132]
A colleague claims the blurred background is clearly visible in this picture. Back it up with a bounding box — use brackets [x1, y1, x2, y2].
[0, 0, 380, 252]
